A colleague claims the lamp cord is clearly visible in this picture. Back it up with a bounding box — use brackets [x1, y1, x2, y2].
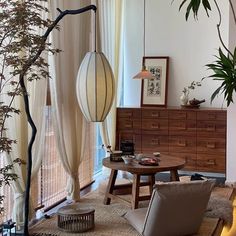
[94, 8, 97, 52]
[143, 0, 146, 57]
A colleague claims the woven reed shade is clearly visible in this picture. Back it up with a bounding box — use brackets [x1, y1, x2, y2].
[76, 52, 115, 122]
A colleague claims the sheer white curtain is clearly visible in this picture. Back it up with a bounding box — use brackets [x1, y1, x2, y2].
[48, 0, 92, 201]
[4, 74, 47, 227]
[96, 0, 124, 151]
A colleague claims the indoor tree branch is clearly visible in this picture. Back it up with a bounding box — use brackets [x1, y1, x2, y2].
[22, 5, 97, 236]
[229, 0, 236, 25]
[214, 0, 234, 57]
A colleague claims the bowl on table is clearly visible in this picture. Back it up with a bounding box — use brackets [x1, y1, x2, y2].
[122, 155, 134, 164]
[153, 152, 160, 157]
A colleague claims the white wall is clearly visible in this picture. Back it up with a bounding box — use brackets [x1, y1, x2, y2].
[123, 0, 229, 108]
[123, 0, 236, 182]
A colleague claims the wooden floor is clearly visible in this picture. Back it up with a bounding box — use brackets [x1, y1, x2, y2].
[221, 195, 236, 236]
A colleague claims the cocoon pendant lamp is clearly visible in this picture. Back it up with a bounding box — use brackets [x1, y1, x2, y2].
[76, 51, 115, 122]
[76, 7, 115, 122]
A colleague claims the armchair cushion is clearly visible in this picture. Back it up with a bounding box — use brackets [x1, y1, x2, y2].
[124, 179, 215, 236]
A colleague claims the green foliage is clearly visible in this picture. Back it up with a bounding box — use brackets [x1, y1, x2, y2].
[205, 48, 236, 106]
[176, 0, 236, 106]
[178, 0, 212, 20]
[0, 0, 58, 216]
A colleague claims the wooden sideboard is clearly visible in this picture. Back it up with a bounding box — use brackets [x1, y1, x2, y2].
[115, 107, 227, 173]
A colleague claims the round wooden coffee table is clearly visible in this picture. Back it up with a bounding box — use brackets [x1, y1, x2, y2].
[103, 154, 185, 209]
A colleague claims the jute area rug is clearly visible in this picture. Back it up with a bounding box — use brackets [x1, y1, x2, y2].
[29, 186, 233, 236]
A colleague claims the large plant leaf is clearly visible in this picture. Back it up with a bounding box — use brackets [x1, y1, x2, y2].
[206, 48, 236, 106]
[210, 85, 223, 103]
[177, 0, 212, 20]
[202, 0, 211, 16]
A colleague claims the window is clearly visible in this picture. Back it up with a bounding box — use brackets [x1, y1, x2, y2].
[94, 124, 106, 174]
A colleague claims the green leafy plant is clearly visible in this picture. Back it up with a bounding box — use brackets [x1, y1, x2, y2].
[175, 0, 236, 106]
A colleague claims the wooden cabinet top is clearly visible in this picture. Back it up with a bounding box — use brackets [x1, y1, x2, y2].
[117, 106, 227, 112]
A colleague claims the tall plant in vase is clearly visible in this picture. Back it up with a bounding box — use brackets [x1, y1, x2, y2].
[175, 0, 236, 106]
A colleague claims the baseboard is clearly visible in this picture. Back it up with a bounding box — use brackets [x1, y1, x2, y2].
[225, 180, 236, 188]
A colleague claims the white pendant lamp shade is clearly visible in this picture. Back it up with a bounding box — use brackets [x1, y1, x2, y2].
[76, 52, 115, 122]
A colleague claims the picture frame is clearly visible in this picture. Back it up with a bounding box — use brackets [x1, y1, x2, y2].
[141, 56, 169, 107]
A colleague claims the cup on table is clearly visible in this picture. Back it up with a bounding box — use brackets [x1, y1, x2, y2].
[135, 153, 144, 161]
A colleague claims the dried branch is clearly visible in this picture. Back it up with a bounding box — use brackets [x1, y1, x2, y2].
[21, 5, 97, 236]
[214, 0, 233, 57]
[229, 0, 236, 24]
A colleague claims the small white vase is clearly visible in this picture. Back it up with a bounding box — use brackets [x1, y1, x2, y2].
[180, 93, 189, 105]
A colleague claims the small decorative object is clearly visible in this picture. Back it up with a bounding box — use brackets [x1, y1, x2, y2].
[110, 151, 123, 162]
[102, 145, 123, 162]
[141, 57, 169, 107]
[189, 98, 205, 106]
[153, 152, 160, 157]
[181, 98, 206, 108]
[120, 141, 134, 155]
[139, 157, 159, 166]
[135, 153, 144, 161]
[122, 155, 134, 165]
[180, 81, 202, 107]
[2, 219, 16, 236]
[180, 92, 189, 105]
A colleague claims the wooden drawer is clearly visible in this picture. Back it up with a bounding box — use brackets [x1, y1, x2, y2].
[142, 109, 168, 119]
[142, 119, 168, 135]
[197, 137, 226, 154]
[142, 135, 169, 153]
[197, 154, 225, 173]
[116, 131, 141, 152]
[117, 118, 141, 131]
[169, 136, 196, 153]
[117, 108, 141, 119]
[197, 111, 226, 121]
[116, 107, 226, 174]
[169, 119, 196, 136]
[168, 110, 196, 120]
[197, 120, 226, 137]
[169, 152, 196, 171]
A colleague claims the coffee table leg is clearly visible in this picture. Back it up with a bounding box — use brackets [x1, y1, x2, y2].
[104, 169, 118, 205]
[131, 174, 140, 210]
[170, 170, 180, 181]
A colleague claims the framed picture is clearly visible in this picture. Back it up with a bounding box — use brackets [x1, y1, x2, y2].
[141, 56, 169, 107]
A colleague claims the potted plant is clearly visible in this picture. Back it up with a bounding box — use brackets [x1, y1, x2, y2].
[175, 0, 236, 106]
